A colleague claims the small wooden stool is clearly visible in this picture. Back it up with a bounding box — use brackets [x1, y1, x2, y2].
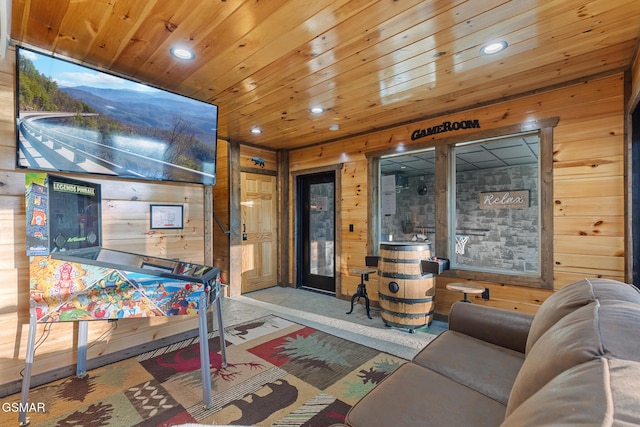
[446, 282, 485, 303]
[347, 267, 377, 319]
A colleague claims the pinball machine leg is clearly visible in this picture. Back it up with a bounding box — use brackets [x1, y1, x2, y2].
[76, 320, 89, 378]
[198, 292, 212, 409]
[215, 294, 227, 368]
[18, 309, 38, 426]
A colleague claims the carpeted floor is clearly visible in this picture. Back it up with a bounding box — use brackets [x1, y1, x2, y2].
[1, 315, 408, 427]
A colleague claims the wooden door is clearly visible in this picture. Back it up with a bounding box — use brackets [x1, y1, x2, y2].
[241, 172, 277, 293]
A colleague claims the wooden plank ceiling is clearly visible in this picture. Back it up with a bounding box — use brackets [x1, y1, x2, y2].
[9, 0, 640, 151]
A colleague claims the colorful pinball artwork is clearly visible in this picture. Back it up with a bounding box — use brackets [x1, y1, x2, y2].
[29, 256, 206, 322]
[25, 174, 50, 256]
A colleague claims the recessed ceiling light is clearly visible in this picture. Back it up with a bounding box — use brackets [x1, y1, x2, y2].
[250, 127, 262, 135]
[310, 106, 324, 114]
[480, 41, 508, 55]
[329, 123, 339, 131]
[170, 47, 195, 60]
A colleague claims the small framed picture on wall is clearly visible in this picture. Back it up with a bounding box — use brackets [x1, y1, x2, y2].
[150, 204, 184, 229]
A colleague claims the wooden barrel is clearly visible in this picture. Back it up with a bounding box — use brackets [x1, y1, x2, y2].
[378, 243, 435, 330]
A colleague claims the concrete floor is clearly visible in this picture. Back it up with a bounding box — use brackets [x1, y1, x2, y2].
[220, 286, 447, 360]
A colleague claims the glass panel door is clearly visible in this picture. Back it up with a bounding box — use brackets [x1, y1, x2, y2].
[299, 172, 335, 293]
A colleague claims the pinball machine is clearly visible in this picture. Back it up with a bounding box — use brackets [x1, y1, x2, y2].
[20, 173, 226, 425]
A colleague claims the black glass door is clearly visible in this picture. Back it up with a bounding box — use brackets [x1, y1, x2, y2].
[299, 172, 335, 293]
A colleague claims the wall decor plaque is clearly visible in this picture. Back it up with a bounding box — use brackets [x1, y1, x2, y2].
[479, 190, 529, 209]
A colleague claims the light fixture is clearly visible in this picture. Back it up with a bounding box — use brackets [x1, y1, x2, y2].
[170, 47, 195, 60]
[329, 123, 339, 131]
[250, 127, 262, 135]
[480, 41, 508, 55]
[310, 106, 324, 114]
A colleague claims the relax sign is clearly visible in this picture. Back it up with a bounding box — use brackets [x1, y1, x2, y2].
[479, 190, 529, 209]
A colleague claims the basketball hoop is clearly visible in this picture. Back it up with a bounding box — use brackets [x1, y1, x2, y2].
[455, 235, 470, 255]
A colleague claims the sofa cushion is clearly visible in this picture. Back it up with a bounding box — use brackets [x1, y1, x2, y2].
[345, 362, 507, 427]
[501, 358, 640, 426]
[526, 278, 640, 353]
[448, 303, 533, 353]
[506, 301, 640, 415]
[412, 330, 524, 405]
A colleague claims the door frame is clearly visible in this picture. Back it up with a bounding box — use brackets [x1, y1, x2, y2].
[630, 103, 639, 286]
[292, 164, 343, 295]
[627, 73, 640, 287]
[240, 171, 278, 293]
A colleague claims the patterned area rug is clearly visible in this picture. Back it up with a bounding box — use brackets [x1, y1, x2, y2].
[1, 316, 406, 426]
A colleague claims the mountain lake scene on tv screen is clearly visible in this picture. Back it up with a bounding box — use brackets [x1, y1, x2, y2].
[16, 48, 218, 185]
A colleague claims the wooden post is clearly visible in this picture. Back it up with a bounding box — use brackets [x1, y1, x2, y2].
[228, 141, 242, 297]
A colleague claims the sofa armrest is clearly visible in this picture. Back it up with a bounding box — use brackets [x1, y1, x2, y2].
[448, 302, 534, 353]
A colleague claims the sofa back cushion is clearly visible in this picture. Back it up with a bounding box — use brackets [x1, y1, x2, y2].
[506, 301, 640, 416]
[502, 358, 640, 426]
[526, 278, 640, 353]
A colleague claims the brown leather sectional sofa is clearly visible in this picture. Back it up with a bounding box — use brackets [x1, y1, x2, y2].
[343, 278, 640, 426]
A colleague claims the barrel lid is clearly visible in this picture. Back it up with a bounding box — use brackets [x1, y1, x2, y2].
[380, 242, 431, 251]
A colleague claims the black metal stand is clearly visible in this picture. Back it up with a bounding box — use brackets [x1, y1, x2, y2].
[346, 273, 372, 319]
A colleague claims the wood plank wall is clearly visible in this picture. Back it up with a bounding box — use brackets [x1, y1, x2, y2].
[289, 73, 628, 316]
[0, 47, 220, 396]
[239, 145, 278, 172]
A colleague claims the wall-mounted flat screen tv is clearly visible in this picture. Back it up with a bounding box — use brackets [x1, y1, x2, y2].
[15, 46, 218, 185]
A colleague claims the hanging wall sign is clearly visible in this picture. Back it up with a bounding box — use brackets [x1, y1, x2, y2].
[479, 190, 529, 209]
[411, 119, 481, 141]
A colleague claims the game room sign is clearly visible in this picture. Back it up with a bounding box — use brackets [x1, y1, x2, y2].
[479, 190, 529, 209]
[410, 119, 481, 140]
